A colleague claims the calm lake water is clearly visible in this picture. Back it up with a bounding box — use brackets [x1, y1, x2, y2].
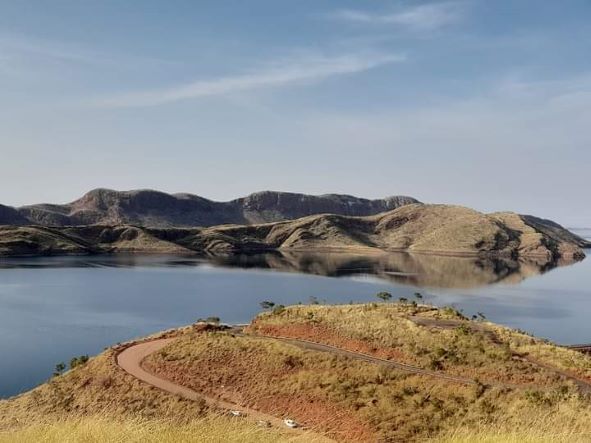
[0, 229, 589, 398]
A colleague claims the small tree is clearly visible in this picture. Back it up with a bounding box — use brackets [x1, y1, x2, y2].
[205, 316, 221, 324]
[477, 312, 487, 321]
[70, 355, 89, 370]
[308, 296, 319, 305]
[260, 300, 275, 310]
[53, 362, 66, 377]
[376, 291, 392, 302]
[399, 297, 408, 304]
[414, 292, 423, 300]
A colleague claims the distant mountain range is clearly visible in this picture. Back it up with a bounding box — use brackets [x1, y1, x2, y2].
[0, 189, 420, 227]
[0, 203, 588, 260]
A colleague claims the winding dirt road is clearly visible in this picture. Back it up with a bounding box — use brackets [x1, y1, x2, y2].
[116, 339, 311, 435]
[254, 334, 591, 392]
[258, 334, 477, 385]
[116, 330, 591, 435]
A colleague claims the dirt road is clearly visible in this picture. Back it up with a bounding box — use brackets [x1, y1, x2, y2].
[116, 339, 322, 438]
[116, 329, 591, 435]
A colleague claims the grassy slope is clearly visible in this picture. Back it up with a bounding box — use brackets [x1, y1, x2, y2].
[0, 332, 327, 443]
[1, 303, 590, 442]
[0, 415, 322, 443]
[249, 304, 591, 385]
[1, 204, 587, 258]
[246, 304, 591, 441]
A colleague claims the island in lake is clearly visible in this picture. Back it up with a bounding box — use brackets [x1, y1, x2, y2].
[0, 189, 588, 261]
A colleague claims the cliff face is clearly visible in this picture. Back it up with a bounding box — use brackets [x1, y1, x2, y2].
[0, 204, 587, 260]
[8, 189, 420, 227]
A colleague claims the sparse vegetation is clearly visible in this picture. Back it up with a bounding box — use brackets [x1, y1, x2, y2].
[69, 355, 89, 370]
[272, 304, 286, 315]
[2, 303, 590, 442]
[196, 317, 221, 324]
[376, 291, 392, 302]
[0, 415, 326, 443]
[260, 300, 275, 310]
[53, 362, 66, 377]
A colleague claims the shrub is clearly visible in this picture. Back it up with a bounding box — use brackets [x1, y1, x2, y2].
[259, 301, 275, 310]
[53, 362, 66, 377]
[272, 305, 285, 315]
[376, 292, 392, 302]
[70, 355, 89, 370]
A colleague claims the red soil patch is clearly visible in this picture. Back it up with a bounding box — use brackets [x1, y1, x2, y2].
[143, 336, 376, 442]
[248, 322, 568, 387]
[249, 321, 415, 364]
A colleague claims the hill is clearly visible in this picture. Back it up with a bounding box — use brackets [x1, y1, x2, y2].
[1, 302, 590, 442]
[0, 204, 587, 259]
[3, 189, 419, 227]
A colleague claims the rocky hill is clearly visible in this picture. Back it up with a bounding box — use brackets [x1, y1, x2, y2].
[0, 204, 29, 225]
[2, 189, 419, 227]
[0, 204, 587, 259]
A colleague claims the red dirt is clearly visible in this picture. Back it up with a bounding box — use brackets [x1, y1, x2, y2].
[248, 322, 577, 388]
[143, 334, 376, 442]
[249, 322, 413, 364]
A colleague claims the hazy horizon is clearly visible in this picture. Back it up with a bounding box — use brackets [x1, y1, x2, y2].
[1, 1, 590, 227]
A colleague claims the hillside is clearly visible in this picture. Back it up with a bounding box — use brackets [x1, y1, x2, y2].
[1, 302, 590, 442]
[0, 204, 587, 259]
[2, 189, 419, 227]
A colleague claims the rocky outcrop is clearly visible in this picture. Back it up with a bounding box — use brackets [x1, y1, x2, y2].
[9, 189, 419, 227]
[0, 204, 586, 260]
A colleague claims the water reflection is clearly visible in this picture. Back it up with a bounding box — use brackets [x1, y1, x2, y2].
[0, 250, 582, 289]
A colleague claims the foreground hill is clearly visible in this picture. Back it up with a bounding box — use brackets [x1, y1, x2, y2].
[0, 204, 587, 259]
[2, 189, 419, 227]
[1, 302, 590, 442]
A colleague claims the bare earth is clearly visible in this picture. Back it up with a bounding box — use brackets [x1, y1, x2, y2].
[118, 328, 591, 420]
[116, 338, 319, 438]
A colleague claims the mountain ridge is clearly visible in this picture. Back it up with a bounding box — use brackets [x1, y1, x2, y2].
[0, 204, 587, 260]
[4, 188, 420, 227]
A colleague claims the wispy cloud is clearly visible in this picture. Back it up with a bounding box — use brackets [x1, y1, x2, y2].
[0, 33, 175, 71]
[95, 52, 405, 108]
[330, 2, 464, 31]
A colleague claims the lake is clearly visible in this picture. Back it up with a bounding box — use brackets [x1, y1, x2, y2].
[0, 229, 589, 398]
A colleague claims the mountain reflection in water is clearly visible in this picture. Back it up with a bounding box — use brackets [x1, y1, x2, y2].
[207, 252, 580, 289]
[0, 251, 581, 289]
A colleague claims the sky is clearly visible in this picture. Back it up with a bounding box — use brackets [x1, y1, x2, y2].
[0, 1, 590, 227]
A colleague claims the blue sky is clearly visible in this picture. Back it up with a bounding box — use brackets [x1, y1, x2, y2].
[0, 1, 590, 226]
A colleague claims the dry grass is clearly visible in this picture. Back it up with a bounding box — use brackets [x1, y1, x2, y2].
[0, 415, 325, 443]
[146, 328, 580, 442]
[249, 303, 588, 386]
[437, 400, 591, 442]
[0, 343, 203, 430]
[2, 303, 591, 442]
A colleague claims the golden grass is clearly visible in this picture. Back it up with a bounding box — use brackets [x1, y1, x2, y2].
[148, 329, 565, 442]
[249, 303, 590, 386]
[0, 414, 326, 443]
[3, 303, 591, 442]
[436, 401, 591, 442]
[0, 344, 204, 430]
